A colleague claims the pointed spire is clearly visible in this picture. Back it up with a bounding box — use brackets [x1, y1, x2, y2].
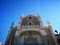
[47, 20, 51, 27]
[37, 12, 42, 22]
[37, 12, 41, 19]
[20, 13, 24, 19]
[10, 21, 14, 28]
[22, 13, 24, 17]
[19, 13, 24, 24]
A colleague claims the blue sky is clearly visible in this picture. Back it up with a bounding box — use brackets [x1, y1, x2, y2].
[0, 0, 60, 44]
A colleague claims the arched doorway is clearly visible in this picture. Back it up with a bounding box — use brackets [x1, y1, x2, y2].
[19, 31, 44, 45]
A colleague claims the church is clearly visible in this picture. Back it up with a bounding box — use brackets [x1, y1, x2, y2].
[5, 13, 58, 45]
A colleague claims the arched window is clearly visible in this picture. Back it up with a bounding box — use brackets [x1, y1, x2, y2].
[28, 21, 33, 26]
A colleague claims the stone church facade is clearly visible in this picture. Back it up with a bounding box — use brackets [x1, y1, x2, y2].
[5, 13, 58, 45]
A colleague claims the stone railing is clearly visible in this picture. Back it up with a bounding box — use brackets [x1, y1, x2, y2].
[21, 25, 40, 29]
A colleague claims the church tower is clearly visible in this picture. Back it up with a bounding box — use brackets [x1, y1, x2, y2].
[5, 13, 58, 45]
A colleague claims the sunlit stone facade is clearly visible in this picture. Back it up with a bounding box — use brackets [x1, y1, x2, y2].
[5, 13, 58, 45]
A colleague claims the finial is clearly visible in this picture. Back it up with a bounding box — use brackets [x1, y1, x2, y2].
[47, 20, 51, 27]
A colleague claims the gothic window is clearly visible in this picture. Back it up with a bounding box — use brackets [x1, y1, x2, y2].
[28, 21, 33, 26]
[29, 22, 31, 26]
